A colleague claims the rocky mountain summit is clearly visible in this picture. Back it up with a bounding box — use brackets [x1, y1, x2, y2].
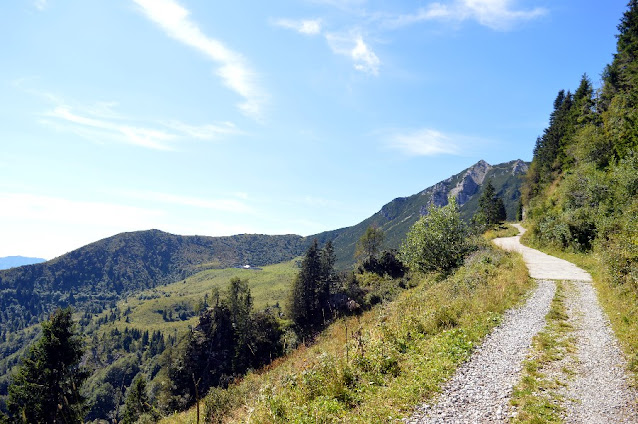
[313, 159, 529, 267]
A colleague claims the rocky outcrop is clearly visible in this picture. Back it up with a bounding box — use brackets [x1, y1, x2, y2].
[450, 159, 492, 205]
[511, 159, 529, 175]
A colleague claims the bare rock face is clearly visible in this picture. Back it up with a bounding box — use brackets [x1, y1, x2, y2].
[418, 160, 495, 214]
[450, 159, 492, 205]
[511, 159, 529, 175]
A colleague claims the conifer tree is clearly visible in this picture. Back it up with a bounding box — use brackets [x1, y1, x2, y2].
[120, 375, 154, 424]
[601, 0, 638, 159]
[288, 240, 322, 334]
[288, 240, 336, 335]
[473, 181, 507, 229]
[7, 308, 88, 423]
[226, 277, 253, 373]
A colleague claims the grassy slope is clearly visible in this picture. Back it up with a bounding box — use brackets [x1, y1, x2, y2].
[160, 242, 532, 423]
[89, 259, 299, 337]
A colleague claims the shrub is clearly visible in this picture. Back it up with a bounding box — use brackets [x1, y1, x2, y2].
[399, 198, 475, 273]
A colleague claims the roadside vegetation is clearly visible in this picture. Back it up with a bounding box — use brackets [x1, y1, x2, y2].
[521, 1, 638, 385]
[157, 198, 531, 424]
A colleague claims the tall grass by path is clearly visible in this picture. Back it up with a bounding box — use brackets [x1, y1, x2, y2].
[161, 243, 533, 423]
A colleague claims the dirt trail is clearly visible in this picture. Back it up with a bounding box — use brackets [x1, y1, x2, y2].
[496, 224, 636, 423]
[492, 224, 591, 282]
[406, 224, 637, 423]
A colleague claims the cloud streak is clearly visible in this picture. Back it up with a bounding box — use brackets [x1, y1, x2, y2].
[386, 128, 461, 156]
[385, 0, 547, 31]
[132, 0, 265, 119]
[124, 190, 253, 214]
[40, 98, 239, 151]
[273, 18, 322, 35]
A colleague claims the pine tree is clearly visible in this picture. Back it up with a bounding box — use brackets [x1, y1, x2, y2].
[474, 181, 507, 229]
[7, 308, 88, 423]
[226, 277, 252, 373]
[320, 240, 337, 304]
[601, 0, 638, 159]
[120, 375, 154, 424]
[288, 240, 336, 335]
[288, 240, 322, 334]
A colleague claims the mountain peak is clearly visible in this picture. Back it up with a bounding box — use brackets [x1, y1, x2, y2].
[449, 160, 493, 204]
[511, 159, 529, 175]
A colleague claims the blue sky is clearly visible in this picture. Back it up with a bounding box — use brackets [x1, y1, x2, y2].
[0, 0, 628, 259]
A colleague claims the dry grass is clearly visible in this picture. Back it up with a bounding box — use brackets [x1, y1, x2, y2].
[161, 244, 532, 423]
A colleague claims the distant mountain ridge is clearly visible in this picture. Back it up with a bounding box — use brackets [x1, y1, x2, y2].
[0, 159, 528, 329]
[0, 256, 46, 270]
[313, 159, 529, 268]
[0, 231, 308, 334]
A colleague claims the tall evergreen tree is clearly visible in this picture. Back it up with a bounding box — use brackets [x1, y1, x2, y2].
[473, 181, 507, 229]
[288, 240, 322, 334]
[226, 277, 253, 373]
[320, 240, 337, 304]
[7, 308, 88, 423]
[120, 375, 154, 424]
[601, 0, 638, 159]
[288, 240, 336, 335]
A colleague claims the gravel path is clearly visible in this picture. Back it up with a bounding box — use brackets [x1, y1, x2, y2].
[563, 280, 637, 423]
[404, 279, 555, 423]
[406, 224, 637, 423]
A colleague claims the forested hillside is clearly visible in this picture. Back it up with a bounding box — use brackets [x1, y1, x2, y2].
[0, 230, 308, 410]
[0, 230, 306, 333]
[522, 1, 637, 288]
[315, 159, 528, 268]
[522, 0, 637, 386]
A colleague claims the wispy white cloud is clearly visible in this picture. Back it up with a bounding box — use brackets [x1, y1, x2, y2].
[124, 190, 253, 214]
[385, 0, 546, 31]
[273, 18, 322, 35]
[34, 0, 47, 11]
[326, 32, 380, 75]
[132, 0, 266, 120]
[39, 98, 239, 150]
[45, 105, 176, 150]
[164, 121, 238, 140]
[386, 128, 461, 156]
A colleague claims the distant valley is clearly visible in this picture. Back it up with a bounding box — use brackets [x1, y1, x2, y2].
[0, 256, 46, 270]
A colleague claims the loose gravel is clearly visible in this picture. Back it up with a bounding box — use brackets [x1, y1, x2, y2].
[563, 280, 637, 423]
[405, 224, 637, 423]
[404, 280, 556, 423]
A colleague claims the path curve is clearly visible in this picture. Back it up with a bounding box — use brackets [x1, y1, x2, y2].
[492, 224, 591, 282]
[406, 224, 636, 423]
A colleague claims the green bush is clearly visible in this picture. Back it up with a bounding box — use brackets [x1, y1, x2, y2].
[399, 198, 475, 273]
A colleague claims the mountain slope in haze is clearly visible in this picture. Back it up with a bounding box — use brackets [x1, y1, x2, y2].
[0, 230, 308, 334]
[0, 256, 46, 270]
[314, 159, 529, 268]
